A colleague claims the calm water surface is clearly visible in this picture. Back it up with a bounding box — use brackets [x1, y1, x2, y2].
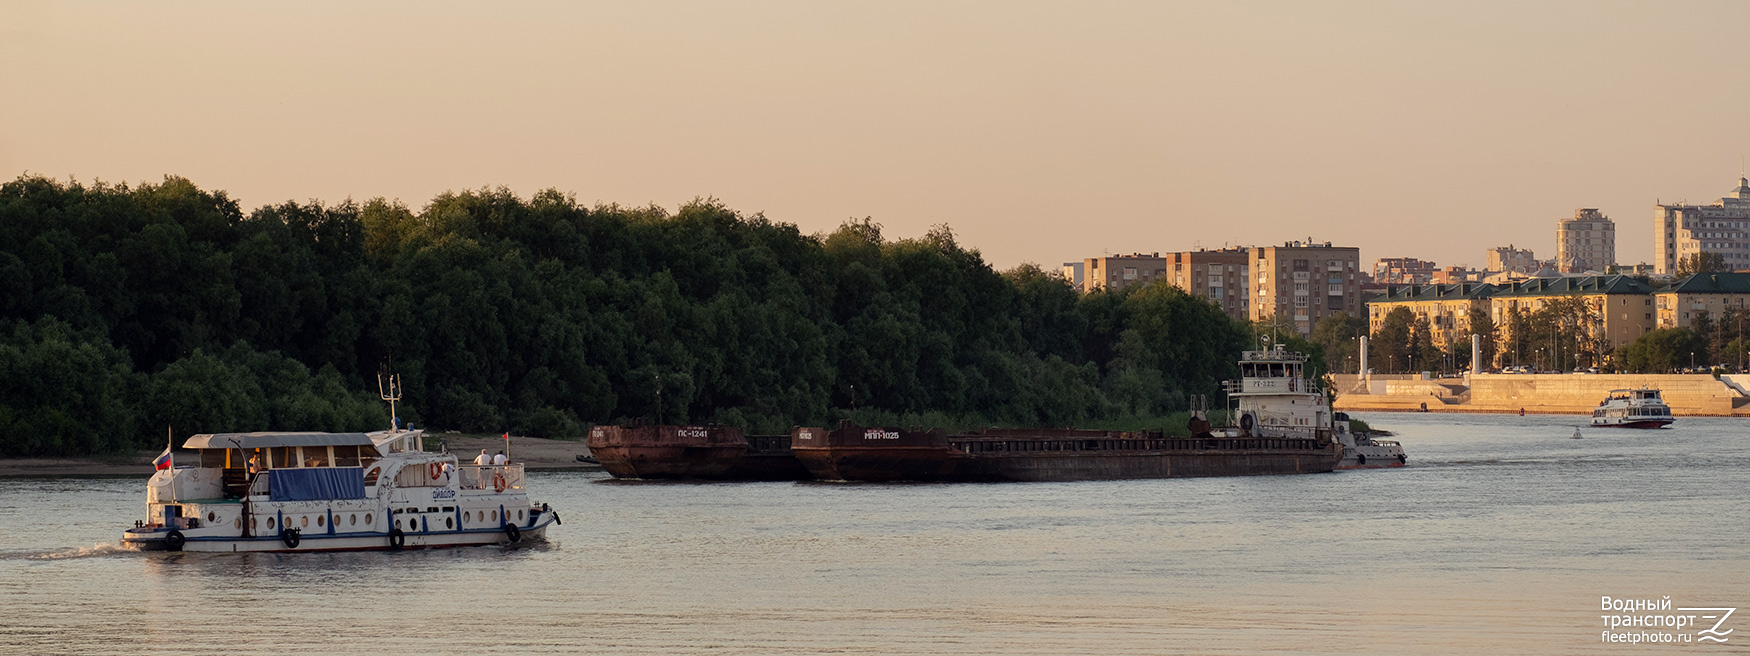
[2, 414, 1747, 655]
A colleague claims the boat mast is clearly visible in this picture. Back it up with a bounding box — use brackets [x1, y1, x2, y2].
[378, 371, 402, 432]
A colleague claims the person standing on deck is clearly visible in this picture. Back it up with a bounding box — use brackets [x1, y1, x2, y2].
[492, 450, 507, 466]
[473, 449, 490, 466]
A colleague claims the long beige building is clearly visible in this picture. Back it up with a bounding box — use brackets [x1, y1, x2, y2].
[1251, 240, 1362, 335]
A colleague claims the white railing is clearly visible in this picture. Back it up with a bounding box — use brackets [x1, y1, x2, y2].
[457, 464, 525, 492]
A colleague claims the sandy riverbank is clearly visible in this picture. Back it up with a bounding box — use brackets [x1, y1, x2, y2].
[0, 433, 601, 478]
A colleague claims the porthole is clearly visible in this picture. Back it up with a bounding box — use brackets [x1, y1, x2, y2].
[445, 517, 454, 529]
[365, 513, 373, 525]
[317, 515, 325, 527]
[234, 517, 242, 529]
[267, 517, 276, 529]
[300, 516, 309, 528]
[464, 511, 472, 523]
[207, 511, 217, 522]
[395, 518, 402, 530]
[491, 510, 498, 522]
[350, 514, 357, 526]
[518, 509, 524, 521]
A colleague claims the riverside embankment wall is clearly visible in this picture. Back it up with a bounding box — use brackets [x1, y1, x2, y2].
[1332, 373, 1750, 416]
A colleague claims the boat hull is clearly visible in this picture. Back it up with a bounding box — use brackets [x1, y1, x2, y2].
[123, 517, 556, 553]
[1590, 419, 1674, 429]
[588, 425, 809, 480]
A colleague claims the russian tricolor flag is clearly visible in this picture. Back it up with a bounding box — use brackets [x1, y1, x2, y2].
[153, 447, 173, 471]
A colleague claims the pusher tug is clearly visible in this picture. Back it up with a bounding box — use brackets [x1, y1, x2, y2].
[122, 379, 559, 552]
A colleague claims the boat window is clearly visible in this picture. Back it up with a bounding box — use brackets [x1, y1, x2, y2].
[364, 513, 372, 524]
[317, 515, 325, 527]
[200, 449, 227, 468]
[266, 517, 276, 529]
[332, 445, 361, 467]
[300, 447, 329, 468]
[349, 514, 357, 526]
[300, 516, 309, 528]
[363, 467, 380, 486]
[270, 447, 296, 468]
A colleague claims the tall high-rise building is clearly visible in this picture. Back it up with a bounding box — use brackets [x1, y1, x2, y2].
[1163, 248, 1250, 321]
[1250, 240, 1362, 335]
[1556, 209, 1615, 273]
[1655, 177, 1750, 274]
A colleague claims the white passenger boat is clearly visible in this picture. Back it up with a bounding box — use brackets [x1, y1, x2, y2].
[1590, 388, 1674, 429]
[121, 427, 560, 552]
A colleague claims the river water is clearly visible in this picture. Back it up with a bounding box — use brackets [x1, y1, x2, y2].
[2, 414, 1746, 655]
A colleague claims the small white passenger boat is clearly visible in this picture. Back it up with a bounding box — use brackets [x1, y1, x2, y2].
[1590, 388, 1674, 429]
[121, 427, 560, 552]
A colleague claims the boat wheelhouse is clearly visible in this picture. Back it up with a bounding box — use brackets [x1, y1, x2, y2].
[1591, 388, 1674, 429]
[121, 428, 559, 552]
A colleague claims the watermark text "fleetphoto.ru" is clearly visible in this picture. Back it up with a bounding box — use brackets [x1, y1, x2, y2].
[1600, 596, 1734, 645]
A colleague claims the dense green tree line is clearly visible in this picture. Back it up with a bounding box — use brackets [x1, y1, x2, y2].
[0, 175, 1277, 456]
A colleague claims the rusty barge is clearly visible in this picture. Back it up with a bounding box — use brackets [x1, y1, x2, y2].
[790, 425, 1338, 482]
[790, 347, 1345, 482]
[585, 425, 809, 481]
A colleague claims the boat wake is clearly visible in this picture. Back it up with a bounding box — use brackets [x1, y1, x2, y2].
[25, 541, 134, 560]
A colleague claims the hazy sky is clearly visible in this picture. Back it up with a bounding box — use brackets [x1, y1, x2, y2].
[5, 1, 1749, 271]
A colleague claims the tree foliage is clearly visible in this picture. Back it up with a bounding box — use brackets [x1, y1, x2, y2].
[0, 175, 1278, 456]
[1676, 252, 1730, 277]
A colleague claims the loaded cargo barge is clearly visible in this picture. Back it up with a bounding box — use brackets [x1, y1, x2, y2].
[791, 347, 1346, 482]
[586, 425, 808, 480]
[790, 425, 1336, 482]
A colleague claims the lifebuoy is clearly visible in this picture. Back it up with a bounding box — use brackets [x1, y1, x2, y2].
[164, 530, 186, 552]
[429, 462, 443, 479]
[493, 472, 507, 493]
[504, 523, 520, 543]
[281, 528, 301, 549]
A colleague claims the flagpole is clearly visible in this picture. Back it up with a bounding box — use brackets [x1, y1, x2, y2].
[167, 425, 177, 505]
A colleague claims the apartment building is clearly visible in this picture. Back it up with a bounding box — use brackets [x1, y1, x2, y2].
[1653, 272, 1750, 329]
[1486, 245, 1539, 275]
[1372, 257, 1437, 285]
[1080, 253, 1166, 294]
[1251, 240, 1362, 335]
[1654, 177, 1750, 274]
[1365, 283, 1498, 351]
[1164, 248, 1250, 321]
[1556, 209, 1615, 273]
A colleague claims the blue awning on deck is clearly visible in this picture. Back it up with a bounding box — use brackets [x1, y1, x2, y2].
[269, 467, 366, 501]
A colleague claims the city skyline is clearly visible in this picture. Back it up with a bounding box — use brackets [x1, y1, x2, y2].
[6, 2, 1750, 271]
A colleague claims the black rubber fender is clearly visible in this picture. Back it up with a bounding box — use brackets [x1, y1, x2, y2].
[504, 523, 521, 543]
[280, 528, 301, 549]
[1357, 454, 1368, 465]
[552, 512, 561, 526]
[164, 530, 186, 552]
[1398, 453, 1407, 464]
[387, 528, 405, 550]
